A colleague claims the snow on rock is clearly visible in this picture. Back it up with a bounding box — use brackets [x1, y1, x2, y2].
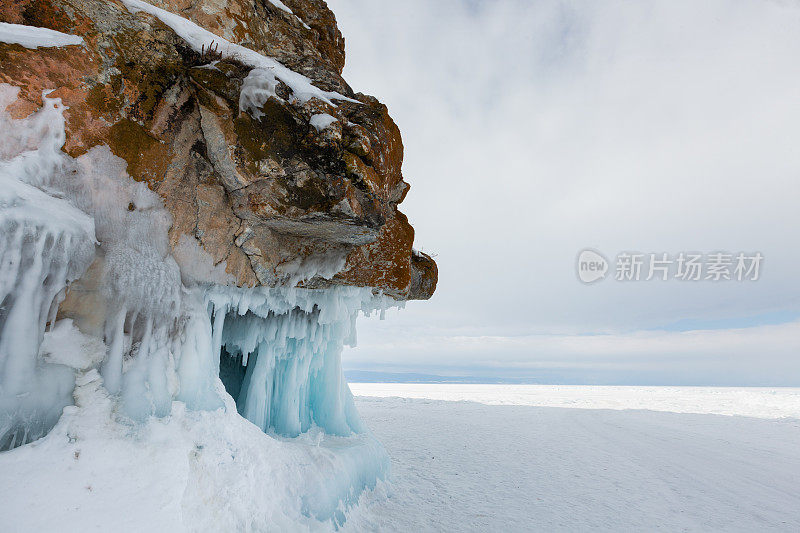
[310, 113, 338, 132]
[266, 0, 313, 30]
[40, 319, 106, 371]
[0, 22, 84, 49]
[121, 0, 354, 106]
[267, 0, 294, 14]
[238, 67, 281, 119]
[1, 0, 438, 299]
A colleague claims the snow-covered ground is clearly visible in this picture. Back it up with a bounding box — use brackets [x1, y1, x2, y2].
[344, 385, 800, 532]
[0, 371, 388, 532]
[3, 383, 799, 531]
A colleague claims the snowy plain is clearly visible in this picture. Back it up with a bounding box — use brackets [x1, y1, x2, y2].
[343, 384, 800, 532]
[2, 383, 800, 531]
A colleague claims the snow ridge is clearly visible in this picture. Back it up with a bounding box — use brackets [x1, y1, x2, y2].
[0, 22, 84, 49]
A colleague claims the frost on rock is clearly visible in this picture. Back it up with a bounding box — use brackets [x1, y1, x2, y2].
[0, 80, 394, 524]
[173, 234, 235, 287]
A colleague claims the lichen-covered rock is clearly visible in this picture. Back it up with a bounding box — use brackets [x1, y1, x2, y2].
[0, 0, 437, 299]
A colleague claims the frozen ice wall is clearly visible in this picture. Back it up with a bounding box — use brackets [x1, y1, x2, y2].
[0, 84, 390, 521]
[0, 83, 183, 442]
[0, 86, 96, 449]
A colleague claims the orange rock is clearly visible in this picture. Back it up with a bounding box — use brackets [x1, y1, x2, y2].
[0, 0, 436, 299]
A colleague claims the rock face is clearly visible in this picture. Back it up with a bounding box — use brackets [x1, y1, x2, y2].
[0, 0, 437, 300]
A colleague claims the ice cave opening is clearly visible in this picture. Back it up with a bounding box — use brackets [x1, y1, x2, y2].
[207, 292, 371, 439]
[219, 345, 247, 408]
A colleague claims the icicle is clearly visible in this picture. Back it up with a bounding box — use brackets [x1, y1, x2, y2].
[101, 306, 126, 395]
[38, 234, 70, 333]
[144, 324, 172, 417]
[211, 303, 226, 372]
[175, 293, 223, 411]
[0, 230, 47, 388]
[0, 224, 93, 449]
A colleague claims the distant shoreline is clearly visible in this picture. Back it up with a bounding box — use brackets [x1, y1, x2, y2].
[345, 370, 800, 387]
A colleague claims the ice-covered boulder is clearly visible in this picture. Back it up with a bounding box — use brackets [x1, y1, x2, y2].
[0, 1, 436, 527]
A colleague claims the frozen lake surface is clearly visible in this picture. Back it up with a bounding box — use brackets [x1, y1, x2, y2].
[2, 384, 798, 531]
[344, 385, 800, 532]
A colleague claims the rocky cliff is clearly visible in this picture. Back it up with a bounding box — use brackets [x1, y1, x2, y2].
[0, 0, 437, 300]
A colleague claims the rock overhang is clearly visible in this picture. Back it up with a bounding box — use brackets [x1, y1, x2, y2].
[0, 0, 437, 299]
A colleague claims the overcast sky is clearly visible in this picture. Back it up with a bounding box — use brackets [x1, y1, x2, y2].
[327, 0, 800, 385]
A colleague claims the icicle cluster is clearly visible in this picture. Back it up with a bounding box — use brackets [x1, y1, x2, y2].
[0, 86, 96, 449]
[208, 286, 389, 437]
[0, 84, 398, 458]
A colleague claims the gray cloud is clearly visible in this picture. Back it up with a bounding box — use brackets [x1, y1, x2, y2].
[328, 0, 800, 383]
